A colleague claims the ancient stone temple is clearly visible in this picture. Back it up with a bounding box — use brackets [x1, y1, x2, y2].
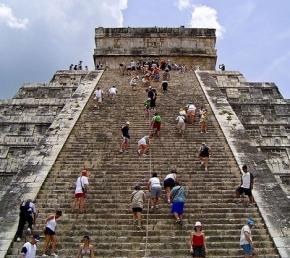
[0, 27, 289, 258]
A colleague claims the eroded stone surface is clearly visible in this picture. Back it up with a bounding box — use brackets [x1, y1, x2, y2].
[196, 70, 290, 258]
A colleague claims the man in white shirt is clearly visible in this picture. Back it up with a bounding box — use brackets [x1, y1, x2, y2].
[240, 218, 256, 257]
[21, 234, 40, 258]
[108, 86, 118, 101]
[236, 165, 254, 206]
[94, 87, 103, 108]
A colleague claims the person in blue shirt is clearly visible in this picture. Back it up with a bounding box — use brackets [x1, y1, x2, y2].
[170, 181, 186, 225]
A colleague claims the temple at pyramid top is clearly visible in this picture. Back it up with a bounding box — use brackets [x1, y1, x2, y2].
[94, 27, 217, 69]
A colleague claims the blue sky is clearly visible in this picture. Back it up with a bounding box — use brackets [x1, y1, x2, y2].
[0, 0, 289, 98]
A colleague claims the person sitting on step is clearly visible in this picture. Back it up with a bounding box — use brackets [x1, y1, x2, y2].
[77, 235, 94, 258]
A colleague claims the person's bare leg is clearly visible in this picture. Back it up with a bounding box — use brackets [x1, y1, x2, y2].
[51, 235, 57, 254]
[79, 197, 85, 213]
[166, 187, 171, 203]
[137, 212, 142, 228]
[204, 157, 209, 171]
[42, 235, 50, 254]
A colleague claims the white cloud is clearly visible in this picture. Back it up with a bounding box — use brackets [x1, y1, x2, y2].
[189, 5, 225, 39]
[0, 3, 28, 29]
[177, 0, 191, 11]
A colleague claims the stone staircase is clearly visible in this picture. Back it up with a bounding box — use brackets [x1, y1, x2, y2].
[6, 69, 279, 257]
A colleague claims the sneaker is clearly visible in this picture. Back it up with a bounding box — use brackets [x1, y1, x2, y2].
[205, 168, 208, 172]
[150, 206, 154, 210]
[155, 205, 159, 209]
[51, 253, 58, 257]
[124, 150, 129, 153]
[27, 227, 31, 234]
[176, 219, 181, 224]
[119, 149, 123, 153]
[16, 237, 21, 242]
[167, 199, 171, 204]
[42, 255, 48, 257]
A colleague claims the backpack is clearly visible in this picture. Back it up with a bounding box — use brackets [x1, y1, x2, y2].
[20, 201, 32, 216]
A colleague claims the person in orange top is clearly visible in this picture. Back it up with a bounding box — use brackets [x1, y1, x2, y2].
[189, 221, 206, 257]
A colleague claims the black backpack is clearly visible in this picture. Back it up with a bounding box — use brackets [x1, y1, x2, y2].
[20, 201, 32, 216]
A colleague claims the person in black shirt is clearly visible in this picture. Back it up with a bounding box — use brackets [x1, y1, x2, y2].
[198, 143, 211, 172]
[120, 122, 130, 153]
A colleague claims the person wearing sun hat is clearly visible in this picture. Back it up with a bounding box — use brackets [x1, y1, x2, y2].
[240, 218, 256, 257]
[21, 234, 40, 258]
[189, 221, 206, 257]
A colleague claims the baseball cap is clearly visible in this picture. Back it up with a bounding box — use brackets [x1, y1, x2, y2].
[33, 234, 40, 242]
[194, 221, 202, 227]
[247, 218, 255, 226]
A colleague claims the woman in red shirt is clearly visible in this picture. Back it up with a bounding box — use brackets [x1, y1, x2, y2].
[189, 221, 206, 257]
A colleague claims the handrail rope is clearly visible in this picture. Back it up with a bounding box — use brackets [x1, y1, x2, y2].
[144, 109, 153, 257]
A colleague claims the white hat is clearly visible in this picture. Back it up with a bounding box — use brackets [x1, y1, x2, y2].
[126, 121, 130, 125]
[194, 221, 202, 227]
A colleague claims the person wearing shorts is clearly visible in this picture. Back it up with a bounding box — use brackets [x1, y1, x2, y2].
[171, 181, 186, 224]
[73, 169, 89, 213]
[137, 135, 150, 156]
[236, 165, 254, 206]
[120, 121, 130, 153]
[198, 143, 210, 172]
[147, 172, 162, 210]
[164, 170, 177, 204]
[151, 113, 161, 137]
[42, 210, 62, 257]
[240, 218, 256, 258]
[131, 185, 145, 230]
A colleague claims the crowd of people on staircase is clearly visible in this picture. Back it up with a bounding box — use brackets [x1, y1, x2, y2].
[14, 58, 257, 258]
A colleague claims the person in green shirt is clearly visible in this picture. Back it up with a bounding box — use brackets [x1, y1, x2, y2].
[151, 112, 161, 137]
[144, 98, 151, 116]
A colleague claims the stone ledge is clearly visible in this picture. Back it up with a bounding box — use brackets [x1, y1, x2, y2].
[196, 70, 290, 258]
[0, 70, 103, 258]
